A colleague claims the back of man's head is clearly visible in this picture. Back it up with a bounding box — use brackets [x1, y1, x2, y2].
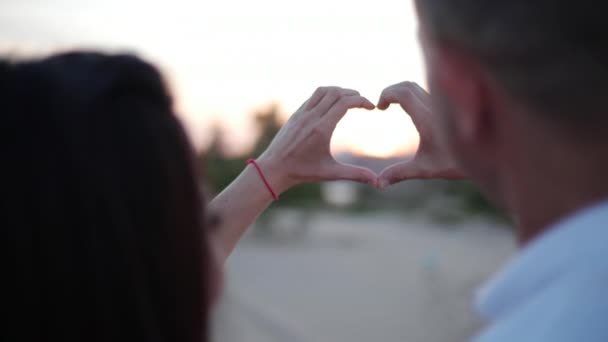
[416, 0, 607, 137]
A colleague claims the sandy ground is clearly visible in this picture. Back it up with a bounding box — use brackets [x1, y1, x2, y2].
[212, 211, 516, 342]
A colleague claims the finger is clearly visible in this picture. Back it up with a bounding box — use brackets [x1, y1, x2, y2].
[294, 86, 334, 115]
[377, 83, 429, 122]
[323, 95, 375, 126]
[377, 83, 408, 108]
[410, 83, 431, 109]
[304, 86, 330, 110]
[327, 162, 378, 185]
[377, 82, 427, 110]
[377, 159, 425, 189]
[314, 87, 360, 114]
[377, 82, 404, 110]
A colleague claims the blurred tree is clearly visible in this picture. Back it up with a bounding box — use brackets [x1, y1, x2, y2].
[200, 124, 246, 194]
[250, 105, 280, 156]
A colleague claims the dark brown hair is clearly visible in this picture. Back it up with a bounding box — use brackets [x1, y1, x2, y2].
[3, 52, 210, 342]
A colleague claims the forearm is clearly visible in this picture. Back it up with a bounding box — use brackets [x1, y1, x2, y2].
[208, 161, 285, 261]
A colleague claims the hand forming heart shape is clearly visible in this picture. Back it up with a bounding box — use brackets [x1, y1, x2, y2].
[375, 82, 466, 189]
[256, 83, 465, 195]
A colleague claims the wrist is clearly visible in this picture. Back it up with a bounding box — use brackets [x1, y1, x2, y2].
[254, 155, 296, 195]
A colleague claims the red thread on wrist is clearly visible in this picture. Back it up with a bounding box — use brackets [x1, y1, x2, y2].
[247, 159, 279, 201]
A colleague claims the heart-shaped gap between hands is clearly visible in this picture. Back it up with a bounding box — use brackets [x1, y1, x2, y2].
[329, 106, 419, 182]
[258, 84, 463, 193]
[326, 82, 465, 189]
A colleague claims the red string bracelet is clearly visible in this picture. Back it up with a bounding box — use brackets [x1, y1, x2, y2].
[247, 159, 279, 201]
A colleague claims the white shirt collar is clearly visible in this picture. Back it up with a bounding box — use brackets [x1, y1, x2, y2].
[476, 200, 608, 321]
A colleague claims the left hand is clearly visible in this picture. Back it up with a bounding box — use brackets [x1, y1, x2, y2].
[376, 82, 466, 189]
[257, 86, 378, 194]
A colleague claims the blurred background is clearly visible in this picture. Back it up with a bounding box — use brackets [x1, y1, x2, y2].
[2, 1, 515, 341]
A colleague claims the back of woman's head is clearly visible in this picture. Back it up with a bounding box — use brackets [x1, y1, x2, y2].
[3, 52, 210, 342]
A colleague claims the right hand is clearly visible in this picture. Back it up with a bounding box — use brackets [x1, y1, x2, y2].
[257, 86, 378, 194]
[376, 82, 466, 189]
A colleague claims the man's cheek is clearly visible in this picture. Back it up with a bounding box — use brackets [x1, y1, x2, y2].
[432, 93, 462, 161]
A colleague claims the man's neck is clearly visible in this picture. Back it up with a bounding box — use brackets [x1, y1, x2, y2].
[505, 143, 608, 246]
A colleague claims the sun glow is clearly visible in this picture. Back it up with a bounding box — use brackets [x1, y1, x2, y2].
[330, 107, 420, 158]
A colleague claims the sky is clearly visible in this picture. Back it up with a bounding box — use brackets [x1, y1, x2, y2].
[0, 0, 426, 157]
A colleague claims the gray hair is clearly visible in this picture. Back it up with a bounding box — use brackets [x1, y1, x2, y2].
[416, 0, 608, 132]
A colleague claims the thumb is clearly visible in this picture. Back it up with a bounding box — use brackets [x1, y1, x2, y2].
[328, 162, 378, 185]
[377, 160, 425, 189]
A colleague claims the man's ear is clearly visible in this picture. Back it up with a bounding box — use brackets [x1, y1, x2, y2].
[432, 44, 494, 144]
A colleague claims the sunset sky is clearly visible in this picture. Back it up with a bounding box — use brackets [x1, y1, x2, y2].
[0, 0, 426, 157]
